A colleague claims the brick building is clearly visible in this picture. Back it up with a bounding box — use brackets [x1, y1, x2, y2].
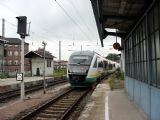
[0, 39, 4, 72]
[4, 38, 30, 75]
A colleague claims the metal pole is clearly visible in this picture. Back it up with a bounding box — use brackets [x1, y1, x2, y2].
[2, 18, 5, 73]
[21, 38, 25, 100]
[59, 40, 61, 70]
[81, 45, 82, 51]
[42, 41, 46, 94]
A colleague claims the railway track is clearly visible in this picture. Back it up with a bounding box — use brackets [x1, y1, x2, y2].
[15, 88, 91, 120]
[0, 78, 67, 103]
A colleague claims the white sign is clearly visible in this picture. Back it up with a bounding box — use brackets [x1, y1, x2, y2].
[16, 73, 23, 81]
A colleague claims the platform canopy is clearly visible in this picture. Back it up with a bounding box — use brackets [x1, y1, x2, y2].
[91, 0, 153, 46]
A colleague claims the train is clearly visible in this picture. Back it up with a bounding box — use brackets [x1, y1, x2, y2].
[67, 50, 120, 87]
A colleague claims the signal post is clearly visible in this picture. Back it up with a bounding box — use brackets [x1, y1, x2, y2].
[16, 16, 27, 101]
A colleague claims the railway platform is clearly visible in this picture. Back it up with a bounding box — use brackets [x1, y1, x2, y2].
[78, 80, 148, 120]
[0, 76, 53, 93]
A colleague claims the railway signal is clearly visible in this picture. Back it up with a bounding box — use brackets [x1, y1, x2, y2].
[16, 16, 27, 101]
[16, 16, 27, 38]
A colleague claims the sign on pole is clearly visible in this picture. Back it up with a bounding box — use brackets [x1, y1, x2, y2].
[16, 73, 23, 81]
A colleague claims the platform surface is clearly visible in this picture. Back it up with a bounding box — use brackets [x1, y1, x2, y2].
[0, 77, 52, 86]
[78, 80, 148, 120]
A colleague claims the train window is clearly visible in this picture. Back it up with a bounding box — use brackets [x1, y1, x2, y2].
[69, 55, 92, 64]
[93, 58, 97, 68]
[98, 61, 103, 68]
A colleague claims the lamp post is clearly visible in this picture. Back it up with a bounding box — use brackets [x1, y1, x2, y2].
[59, 40, 61, 70]
[42, 41, 47, 94]
[1, 18, 5, 74]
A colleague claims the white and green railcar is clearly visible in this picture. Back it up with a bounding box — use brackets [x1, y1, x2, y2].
[67, 50, 117, 87]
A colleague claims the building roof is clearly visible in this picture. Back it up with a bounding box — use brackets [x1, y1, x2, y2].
[25, 48, 56, 59]
[5, 37, 29, 45]
[54, 60, 68, 63]
[0, 36, 9, 45]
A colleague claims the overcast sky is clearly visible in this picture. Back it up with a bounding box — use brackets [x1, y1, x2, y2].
[0, 0, 121, 60]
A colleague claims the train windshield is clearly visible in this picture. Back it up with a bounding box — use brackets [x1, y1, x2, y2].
[69, 55, 92, 65]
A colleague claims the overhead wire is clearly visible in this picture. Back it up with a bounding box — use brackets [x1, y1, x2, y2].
[0, 1, 97, 44]
[55, 0, 91, 40]
[68, 0, 96, 37]
[67, 0, 100, 46]
[0, 3, 22, 15]
[1, 18, 53, 41]
[0, 2, 58, 41]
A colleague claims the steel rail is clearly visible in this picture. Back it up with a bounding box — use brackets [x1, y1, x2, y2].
[0, 79, 67, 102]
[17, 88, 91, 120]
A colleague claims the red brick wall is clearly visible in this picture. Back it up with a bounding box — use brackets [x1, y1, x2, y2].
[4, 43, 31, 73]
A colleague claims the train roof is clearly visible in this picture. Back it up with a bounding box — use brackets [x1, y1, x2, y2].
[70, 50, 95, 57]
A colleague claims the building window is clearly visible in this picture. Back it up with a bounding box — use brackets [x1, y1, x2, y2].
[8, 51, 12, 56]
[7, 45, 12, 48]
[8, 60, 12, 65]
[4, 60, 6, 65]
[14, 60, 18, 65]
[14, 45, 18, 47]
[14, 51, 18, 56]
[47, 60, 51, 67]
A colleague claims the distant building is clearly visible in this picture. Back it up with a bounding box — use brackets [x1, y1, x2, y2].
[2, 37, 30, 75]
[54, 60, 68, 70]
[25, 48, 56, 76]
[0, 37, 4, 72]
[0, 36, 8, 73]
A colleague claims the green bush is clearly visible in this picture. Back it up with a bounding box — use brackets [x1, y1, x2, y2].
[115, 71, 124, 80]
[0, 72, 10, 79]
[53, 69, 66, 77]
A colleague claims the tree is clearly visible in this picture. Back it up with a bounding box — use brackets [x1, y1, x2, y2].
[106, 53, 120, 62]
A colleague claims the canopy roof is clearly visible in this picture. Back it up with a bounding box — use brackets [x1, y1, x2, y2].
[91, 0, 153, 46]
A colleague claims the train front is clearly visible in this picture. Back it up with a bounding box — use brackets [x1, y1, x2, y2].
[67, 54, 93, 87]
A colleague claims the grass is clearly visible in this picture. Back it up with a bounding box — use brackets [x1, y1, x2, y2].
[0, 72, 10, 79]
[53, 69, 66, 77]
[114, 70, 124, 80]
[108, 70, 124, 90]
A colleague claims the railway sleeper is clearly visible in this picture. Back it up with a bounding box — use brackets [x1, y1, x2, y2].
[43, 110, 64, 114]
[36, 116, 57, 120]
[51, 105, 69, 108]
[38, 113, 60, 118]
[47, 106, 68, 111]
[62, 99, 77, 101]
[56, 103, 72, 105]
[60, 101, 75, 104]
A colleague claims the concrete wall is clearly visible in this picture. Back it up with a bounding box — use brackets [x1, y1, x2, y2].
[31, 58, 53, 76]
[125, 76, 160, 120]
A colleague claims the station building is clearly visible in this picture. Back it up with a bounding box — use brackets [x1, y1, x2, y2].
[25, 48, 55, 76]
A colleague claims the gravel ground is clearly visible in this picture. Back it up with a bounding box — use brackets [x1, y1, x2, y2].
[0, 83, 70, 120]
